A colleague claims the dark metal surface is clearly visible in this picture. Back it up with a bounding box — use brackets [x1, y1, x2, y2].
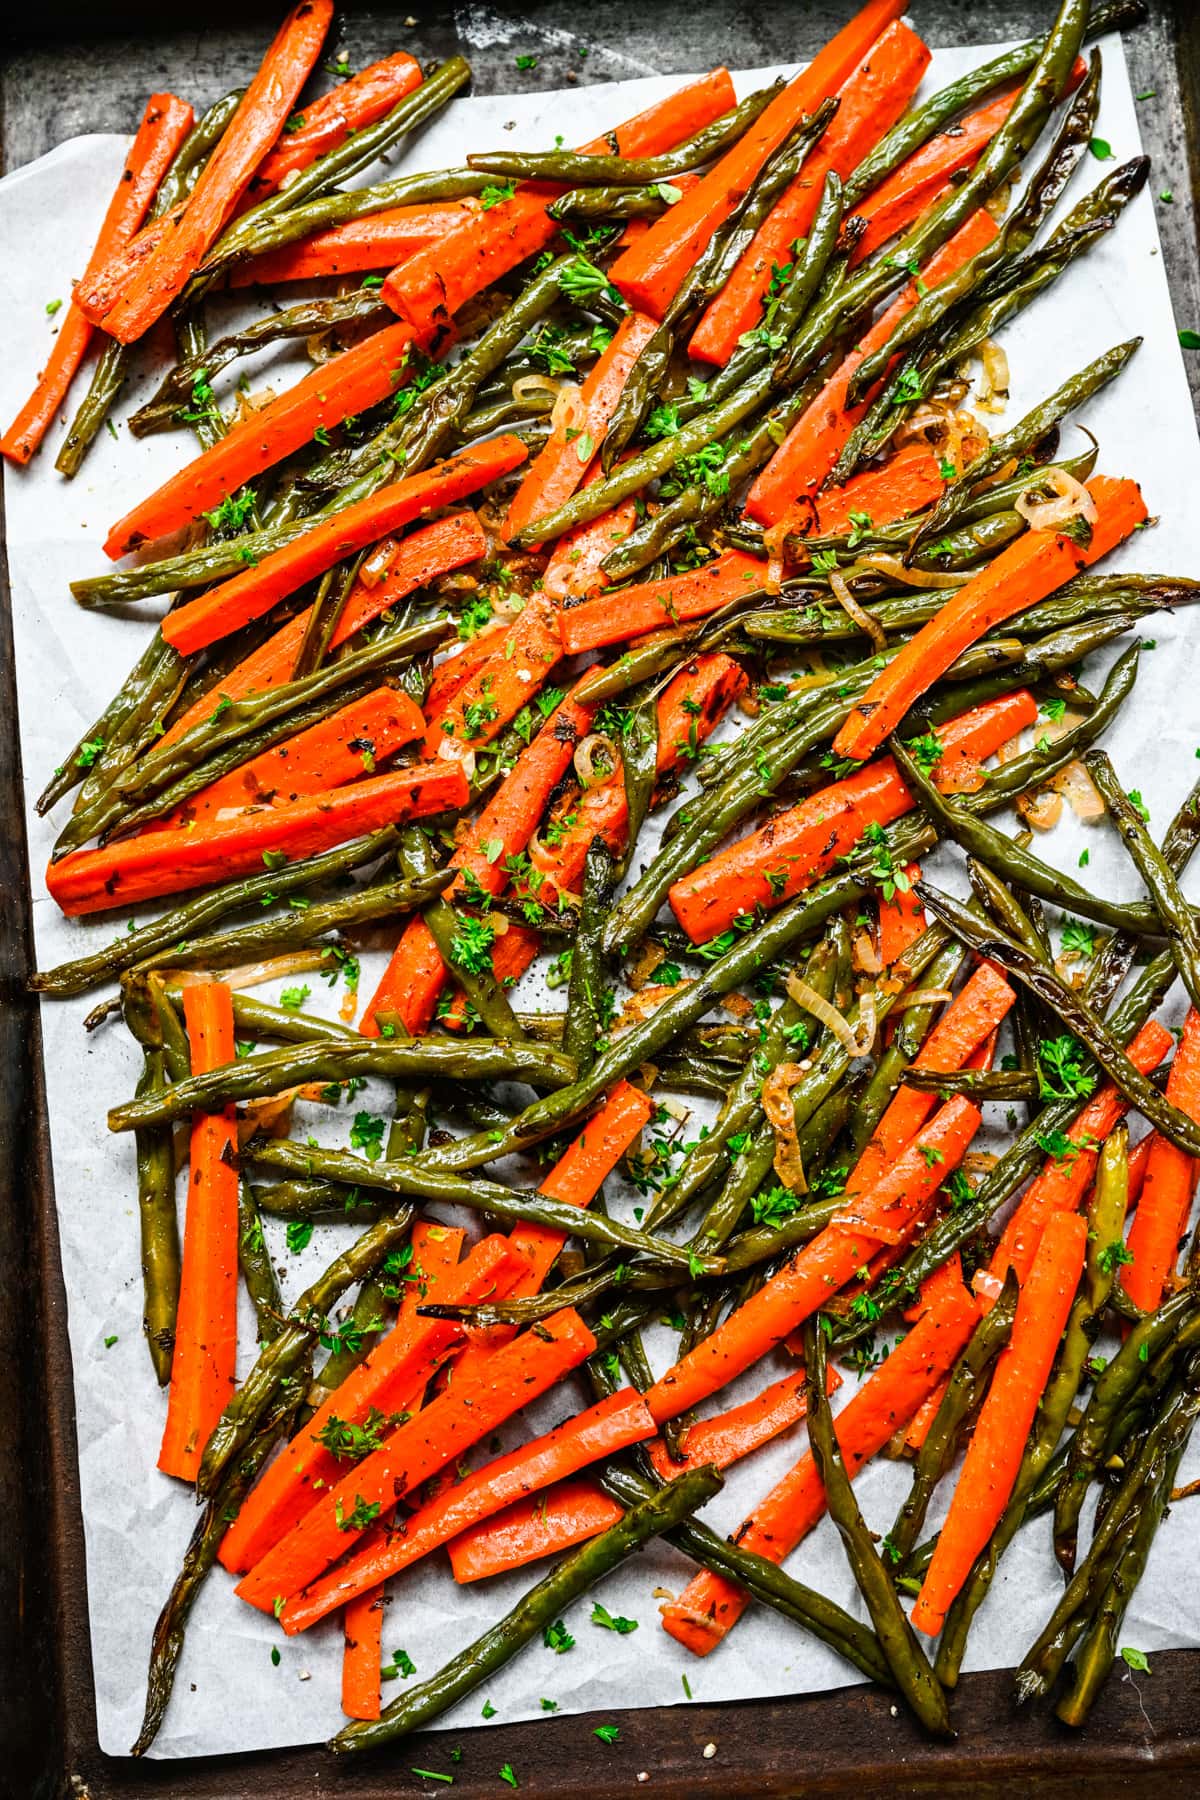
[2, 5, 1199, 1797]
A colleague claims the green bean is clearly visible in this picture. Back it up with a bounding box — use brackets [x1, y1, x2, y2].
[891, 736, 1163, 938]
[908, 339, 1142, 558]
[309, 1275, 390, 1404]
[255, 1176, 384, 1221]
[249, 1136, 725, 1276]
[37, 627, 189, 816]
[1052, 1287, 1199, 1574]
[1018, 1358, 1200, 1705]
[136, 869, 450, 978]
[804, 1321, 951, 1735]
[890, 1274, 1018, 1567]
[132, 1375, 304, 1756]
[109, 1036, 577, 1132]
[122, 979, 181, 1385]
[196, 1208, 413, 1498]
[1086, 749, 1200, 1013]
[918, 883, 1200, 1156]
[239, 1186, 283, 1345]
[330, 1465, 722, 1752]
[222, 991, 359, 1045]
[900, 1068, 1039, 1102]
[564, 837, 613, 1076]
[614, 693, 660, 882]
[467, 88, 778, 187]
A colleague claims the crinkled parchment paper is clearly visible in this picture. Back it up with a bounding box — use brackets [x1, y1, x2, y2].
[2, 35, 1199, 1762]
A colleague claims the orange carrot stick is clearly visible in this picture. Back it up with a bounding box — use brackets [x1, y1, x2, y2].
[421, 593, 561, 760]
[283, 1388, 654, 1629]
[988, 1018, 1175, 1289]
[161, 438, 527, 655]
[654, 652, 749, 774]
[808, 443, 945, 541]
[879, 861, 926, 964]
[102, 3, 334, 344]
[0, 93, 194, 464]
[383, 70, 737, 347]
[46, 760, 467, 917]
[251, 52, 423, 196]
[105, 320, 419, 556]
[235, 1306, 596, 1609]
[542, 467, 639, 602]
[158, 982, 238, 1481]
[744, 209, 999, 527]
[447, 1367, 842, 1584]
[502, 310, 660, 544]
[834, 476, 1149, 762]
[912, 1210, 1087, 1636]
[646, 1095, 981, 1426]
[559, 547, 766, 656]
[1122, 1009, 1200, 1312]
[609, 0, 909, 320]
[158, 513, 486, 752]
[669, 689, 1037, 942]
[163, 686, 425, 826]
[689, 18, 930, 364]
[341, 1589, 385, 1721]
[231, 202, 477, 285]
[219, 1232, 520, 1574]
[660, 1285, 979, 1653]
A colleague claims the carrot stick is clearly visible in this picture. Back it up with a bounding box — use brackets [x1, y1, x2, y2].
[905, 1249, 966, 1327]
[235, 1306, 596, 1609]
[283, 1388, 654, 1628]
[1121, 1009, 1200, 1312]
[808, 443, 945, 541]
[610, 0, 909, 320]
[421, 592, 561, 760]
[655, 653, 749, 775]
[105, 320, 419, 556]
[529, 777, 631, 900]
[689, 18, 930, 365]
[46, 760, 467, 917]
[158, 513, 486, 752]
[341, 1589, 385, 1721]
[670, 689, 1037, 942]
[0, 93, 194, 464]
[646, 1095, 981, 1426]
[860, 960, 1018, 1181]
[849, 91, 1017, 265]
[879, 862, 926, 964]
[645, 1366, 838, 1480]
[1126, 1130, 1155, 1211]
[250, 52, 423, 197]
[502, 311, 660, 544]
[163, 686, 425, 826]
[423, 622, 514, 720]
[383, 70, 737, 347]
[660, 1285, 979, 1653]
[744, 209, 999, 527]
[230, 202, 476, 285]
[558, 547, 766, 656]
[101, 3, 334, 344]
[988, 1018, 1174, 1288]
[834, 476, 1149, 762]
[219, 1232, 520, 1574]
[360, 675, 597, 1035]
[543, 464, 639, 602]
[912, 1210, 1087, 1636]
[158, 982, 238, 1481]
[446, 1366, 842, 1585]
[161, 438, 527, 655]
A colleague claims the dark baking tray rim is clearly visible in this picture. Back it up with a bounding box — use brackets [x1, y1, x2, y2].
[3, 5, 1200, 1795]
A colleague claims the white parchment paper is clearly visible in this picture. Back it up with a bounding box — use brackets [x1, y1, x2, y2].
[3, 34, 1200, 1763]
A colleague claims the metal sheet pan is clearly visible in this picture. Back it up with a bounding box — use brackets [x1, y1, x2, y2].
[2, 3, 1199, 1793]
